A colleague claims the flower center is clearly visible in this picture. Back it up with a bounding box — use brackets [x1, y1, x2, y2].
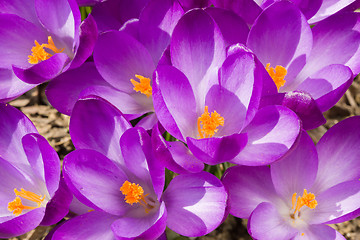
[265, 63, 287, 91]
[120, 180, 155, 213]
[130, 75, 152, 97]
[290, 189, 317, 219]
[197, 106, 224, 139]
[28, 36, 64, 64]
[8, 188, 46, 216]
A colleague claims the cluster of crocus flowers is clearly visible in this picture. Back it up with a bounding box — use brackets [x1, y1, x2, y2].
[0, 0, 360, 239]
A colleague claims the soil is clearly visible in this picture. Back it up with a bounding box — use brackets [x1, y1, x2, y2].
[5, 76, 360, 240]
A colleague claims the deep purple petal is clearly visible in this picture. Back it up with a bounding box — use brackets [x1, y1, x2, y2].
[0, 208, 45, 238]
[233, 105, 301, 166]
[312, 116, 360, 192]
[70, 97, 131, 163]
[171, 9, 226, 103]
[40, 177, 72, 226]
[296, 64, 353, 112]
[51, 211, 118, 240]
[111, 202, 167, 240]
[0, 0, 39, 27]
[249, 202, 298, 240]
[178, 0, 211, 11]
[63, 149, 128, 216]
[281, 91, 326, 130]
[271, 131, 318, 201]
[247, 1, 313, 89]
[187, 133, 248, 165]
[46, 62, 112, 115]
[222, 165, 277, 218]
[309, 0, 357, 23]
[163, 172, 227, 237]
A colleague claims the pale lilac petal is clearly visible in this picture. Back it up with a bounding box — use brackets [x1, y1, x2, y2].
[292, 224, 344, 240]
[171, 9, 226, 105]
[306, 180, 360, 224]
[222, 165, 277, 218]
[233, 105, 301, 166]
[51, 211, 118, 240]
[249, 202, 298, 240]
[247, 1, 313, 89]
[163, 172, 227, 237]
[0, 0, 39, 27]
[309, 0, 357, 23]
[63, 149, 128, 215]
[153, 65, 197, 141]
[271, 131, 318, 200]
[296, 64, 353, 111]
[111, 202, 166, 240]
[70, 97, 131, 163]
[94, 30, 155, 93]
[187, 133, 248, 165]
[135, 113, 158, 130]
[312, 116, 360, 193]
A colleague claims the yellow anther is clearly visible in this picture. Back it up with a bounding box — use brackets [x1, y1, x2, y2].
[292, 189, 317, 216]
[8, 188, 45, 216]
[130, 75, 152, 97]
[197, 106, 224, 139]
[120, 180, 144, 205]
[265, 63, 287, 91]
[28, 36, 64, 64]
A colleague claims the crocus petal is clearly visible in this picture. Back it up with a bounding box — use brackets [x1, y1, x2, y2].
[232, 105, 301, 166]
[187, 133, 248, 165]
[178, 0, 211, 11]
[151, 123, 204, 174]
[22, 133, 60, 196]
[222, 165, 277, 218]
[35, 0, 80, 51]
[51, 211, 118, 240]
[13, 52, 69, 84]
[205, 7, 249, 47]
[296, 64, 353, 112]
[170, 9, 226, 104]
[40, 177, 72, 226]
[0, 208, 45, 238]
[69, 14, 98, 69]
[63, 149, 129, 216]
[0, 68, 37, 102]
[163, 172, 227, 237]
[121, 127, 164, 199]
[270, 131, 318, 201]
[309, 0, 357, 24]
[249, 202, 298, 240]
[153, 65, 197, 141]
[46, 62, 112, 115]
[292, 224, 344, 240]
[300, 12, 360, 79]
[0, 0, 39, 28]
[0, 103, 37, 167]
[312, 116, 360, 193]
[94, 30, 155, 92]
[111, 202, 167, 240]
[70, 96, 131, 163]
[307, 180, 360, 224]
[247, 1, 313, 89]
[281, 91, 326, 130]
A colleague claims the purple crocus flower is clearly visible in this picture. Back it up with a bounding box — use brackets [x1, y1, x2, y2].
[51, 97, 227, 239]
[0, 0, 97, 100]
[0, 103, 71, 238]
[246, 1, 360, 129]
[153, 8, 301, 167]
[222, 116, 360, 239]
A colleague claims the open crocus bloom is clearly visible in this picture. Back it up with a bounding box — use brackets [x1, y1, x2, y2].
[0, 0, 97, 101]
[247, 1, 360, 130]
[222, 116, 360, 240]
[0, 103, 71, 238]
[53, 97, 227, 239]
[153, 8, 301, 167]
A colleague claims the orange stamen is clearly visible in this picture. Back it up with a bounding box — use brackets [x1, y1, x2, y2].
[120, 180, 155, 213]
[197, 106, 224, 138]
[292, 189, 317, 216]
[265, 63, 287, 91]
[130, 75, 152, 97]
[28, 36, 64, 64]
[8, 188, 45, 216]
